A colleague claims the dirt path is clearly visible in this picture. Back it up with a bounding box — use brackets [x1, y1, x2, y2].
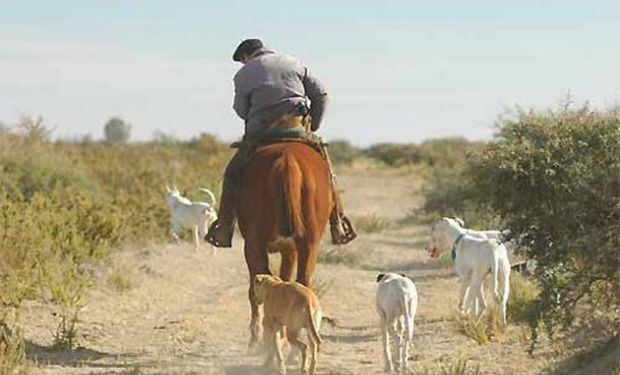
[24, 170, 551, 375]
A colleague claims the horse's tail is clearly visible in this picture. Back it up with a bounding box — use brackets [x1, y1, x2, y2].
[274, 153, 305, 238]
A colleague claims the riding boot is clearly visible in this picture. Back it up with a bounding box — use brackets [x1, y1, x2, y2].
[328, 179, 357, 245]
[205, 149, 246, 247]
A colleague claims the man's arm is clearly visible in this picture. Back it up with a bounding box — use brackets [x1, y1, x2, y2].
[233, 76, 250, 120]
[302, 67, 329, 131]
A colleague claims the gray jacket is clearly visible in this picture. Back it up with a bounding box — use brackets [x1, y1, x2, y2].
[233, 48, 328, 137]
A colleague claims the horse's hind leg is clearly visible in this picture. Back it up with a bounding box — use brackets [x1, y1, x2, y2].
[280, 250, 298, 281]
[295, 238, 319, 287]
[244, 241, 270, 346]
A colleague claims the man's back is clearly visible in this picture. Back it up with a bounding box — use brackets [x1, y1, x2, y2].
[233, 48, 327, 137]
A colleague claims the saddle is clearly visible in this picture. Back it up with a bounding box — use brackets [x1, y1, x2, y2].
[230, 113, 325, 158]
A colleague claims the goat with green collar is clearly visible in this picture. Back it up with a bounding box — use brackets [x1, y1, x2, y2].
[428, 217, 511, 323]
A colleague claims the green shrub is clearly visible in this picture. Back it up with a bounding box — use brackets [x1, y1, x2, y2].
[365, 143, 422, 166]
[364, 137, 481, 168]
[466, 105, 620, 350]
[327, 139, 362, 165]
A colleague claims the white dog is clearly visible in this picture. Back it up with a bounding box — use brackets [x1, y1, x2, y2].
[429, 218, 511, 323]
[376, 272, 418, 373]
[165, 186, 217, 252]
[452, 217, 514, 252]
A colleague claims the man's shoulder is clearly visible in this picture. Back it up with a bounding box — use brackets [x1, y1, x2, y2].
[256, 51, 304, 70]
[234, 51, 308, 90]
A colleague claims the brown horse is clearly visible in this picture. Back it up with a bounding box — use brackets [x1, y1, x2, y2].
[236, 141, 332, 344]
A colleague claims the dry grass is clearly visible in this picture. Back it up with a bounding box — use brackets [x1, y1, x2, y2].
[353, 214, 393, 233]
[52, 310, 80, 350]
[318, 244, 368, 267]
[174, 316, 206, 345]
[455, 314, 491, 345]
[312, 276, 334, 299]
[454, 274, 540, 346]
[106, 264, 136, 293]
[437, 357, 482, 375]
[506, 273, 539, 324]
[0, 320, 27, 375]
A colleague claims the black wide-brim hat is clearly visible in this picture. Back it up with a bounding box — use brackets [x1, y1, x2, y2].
[232, 39, 264, 61]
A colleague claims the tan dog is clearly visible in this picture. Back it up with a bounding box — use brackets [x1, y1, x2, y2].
[253, 274, 322, 375]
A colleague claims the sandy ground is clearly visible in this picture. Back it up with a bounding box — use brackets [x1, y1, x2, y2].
[22, 169, 560, 375]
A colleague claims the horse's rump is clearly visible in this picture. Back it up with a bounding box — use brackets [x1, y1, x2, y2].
[237, 142, 332, 246]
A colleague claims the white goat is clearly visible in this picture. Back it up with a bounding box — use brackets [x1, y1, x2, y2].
[429, 218, 511, 323]
[376, 272, 418, 373]
[165, 186, 218, 252]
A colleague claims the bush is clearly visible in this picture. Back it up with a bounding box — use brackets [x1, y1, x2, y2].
[365, 143, 422, 166]
[466, 105, 620, 350]
[364, 138, 481, 168]
[327, 139, 362, 165]
[418, 137, 482, 168]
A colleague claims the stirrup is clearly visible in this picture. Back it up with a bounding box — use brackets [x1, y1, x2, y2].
[205, 219, 233, 248]
[330, 215, 357, 245]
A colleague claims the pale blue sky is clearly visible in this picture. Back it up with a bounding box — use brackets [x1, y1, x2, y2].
[1, 0, 618, 145]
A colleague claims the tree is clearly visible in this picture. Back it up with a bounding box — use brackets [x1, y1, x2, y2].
[104, 117, 131, 144]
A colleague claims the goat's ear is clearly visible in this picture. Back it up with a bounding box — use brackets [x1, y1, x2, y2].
[454, 217, 465, 227]
[165, 185, 171, 192]
[376, 273, 385, 282]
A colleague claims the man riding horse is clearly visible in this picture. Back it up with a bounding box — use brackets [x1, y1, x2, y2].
[205, 38, 356, 248]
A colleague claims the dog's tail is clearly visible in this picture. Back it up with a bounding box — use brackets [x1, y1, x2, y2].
[308, 305, 323, 351]
[198, 188, 216, 206]
[403, 295, 415, 341]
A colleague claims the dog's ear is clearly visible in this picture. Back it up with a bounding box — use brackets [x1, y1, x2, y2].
[376, 273, 385, 282]
[454, 217, 465, 227]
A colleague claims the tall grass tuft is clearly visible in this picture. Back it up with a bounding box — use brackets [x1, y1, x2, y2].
[439, 357, 481, 375]
[414, 357, 481, 375]
[456, 314, 490, 345]
[353, 214, 392, 233]
[0, 315, 27, 374]
[507, 273, 539, 324]
[107, 265, 135, 293]
[455, 274, 539, 344]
